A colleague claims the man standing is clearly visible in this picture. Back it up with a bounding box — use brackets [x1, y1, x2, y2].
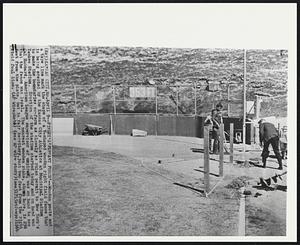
[258, 119, 283, 170]
[215, 102, 224, 124]
[212, 103, 223, 154]
[204, 109, 217, 153]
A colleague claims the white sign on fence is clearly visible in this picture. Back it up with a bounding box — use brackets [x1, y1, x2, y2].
[247, 101, 255, 114]
[129, 86, 156, 98]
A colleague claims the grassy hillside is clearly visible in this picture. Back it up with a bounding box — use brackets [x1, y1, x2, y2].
[50, 46, 288, 117]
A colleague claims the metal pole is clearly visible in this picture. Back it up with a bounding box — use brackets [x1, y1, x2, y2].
[194, 83, 197, 116]
[255, 95, 260, 119]
[176, 86, 179, 115]
[113, 85, 116, 114]
[155, 85, 158, 115]
[254, 95, 260, 144]
[74, 84, 77, 114]
[243, 49, 247, 153]
[227, 84, 230, 117]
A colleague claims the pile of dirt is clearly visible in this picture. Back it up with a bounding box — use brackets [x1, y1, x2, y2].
[225, 176, 253, 190]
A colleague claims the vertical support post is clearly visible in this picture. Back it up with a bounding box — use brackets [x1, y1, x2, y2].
[110, 114, 114, 135]
[243, 49, 247, 153]
[112, 85, 116, 114]
[176, 86, 179, 115]
[155, 86, 158, 136]
[250, 123, 255, 145]
[204, 125, 210, 194]
[227, 84, 230, 117]
[155, 85, 158, 115]
[255, 95, 260, 119]
[219, 123, 224, 177]
[74, 84, 77, 114]
[230, 123, 234, 164]
[194, 83, 197, 116]
[278, 123, 281, 137]
[227, 84, 230, 101]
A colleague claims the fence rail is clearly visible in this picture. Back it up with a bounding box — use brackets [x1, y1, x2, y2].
[51, 83, 247, 116]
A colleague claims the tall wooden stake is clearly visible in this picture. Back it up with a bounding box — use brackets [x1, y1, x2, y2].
[204, 125, 210, 194]
[219, 123, 224, 177]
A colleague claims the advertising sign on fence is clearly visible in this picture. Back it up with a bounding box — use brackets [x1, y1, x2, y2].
[129, 86, 156, 98]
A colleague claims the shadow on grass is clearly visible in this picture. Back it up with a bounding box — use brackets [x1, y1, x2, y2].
[191, 148, 204, 153]
[249, 161, 280, 170]
[194, 169, 219, 177]
[173, 182, 205, 195]
[252, 185, 287, 192]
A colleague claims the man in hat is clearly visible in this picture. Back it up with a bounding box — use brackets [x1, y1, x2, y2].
[204, 109, 218, 153]
[258, 119, 283, 170]
[215, 102, 224, 124]
[210, 102, 224, 154]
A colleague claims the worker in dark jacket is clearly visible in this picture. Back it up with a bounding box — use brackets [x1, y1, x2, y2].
[258, 119, 283, 170]
[211, 103, 224, 154]
[204, 109, 217, 152]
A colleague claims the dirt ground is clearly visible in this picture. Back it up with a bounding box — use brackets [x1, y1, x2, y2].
[52, 135, 287, 236]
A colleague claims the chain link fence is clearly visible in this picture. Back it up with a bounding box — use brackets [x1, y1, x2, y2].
[51, 83, 245, 116]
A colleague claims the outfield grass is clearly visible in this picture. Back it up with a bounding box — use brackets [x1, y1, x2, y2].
[52, 145, 241, 236]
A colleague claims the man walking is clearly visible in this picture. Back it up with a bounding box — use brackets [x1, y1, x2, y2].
[258, 119, 283, 170]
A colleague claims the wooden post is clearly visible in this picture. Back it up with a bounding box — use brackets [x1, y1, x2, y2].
[112, 85, 116, 114]
[219, 123, 224, 177]
[74, 84, 77, 114]
[204, 125, 210, 194]
[230, 123, 234, 163]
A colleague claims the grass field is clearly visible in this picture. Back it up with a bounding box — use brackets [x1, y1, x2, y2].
[52, 135, 286, 236]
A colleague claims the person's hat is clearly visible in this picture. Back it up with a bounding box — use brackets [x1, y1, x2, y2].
[216, 102, 223, 108]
